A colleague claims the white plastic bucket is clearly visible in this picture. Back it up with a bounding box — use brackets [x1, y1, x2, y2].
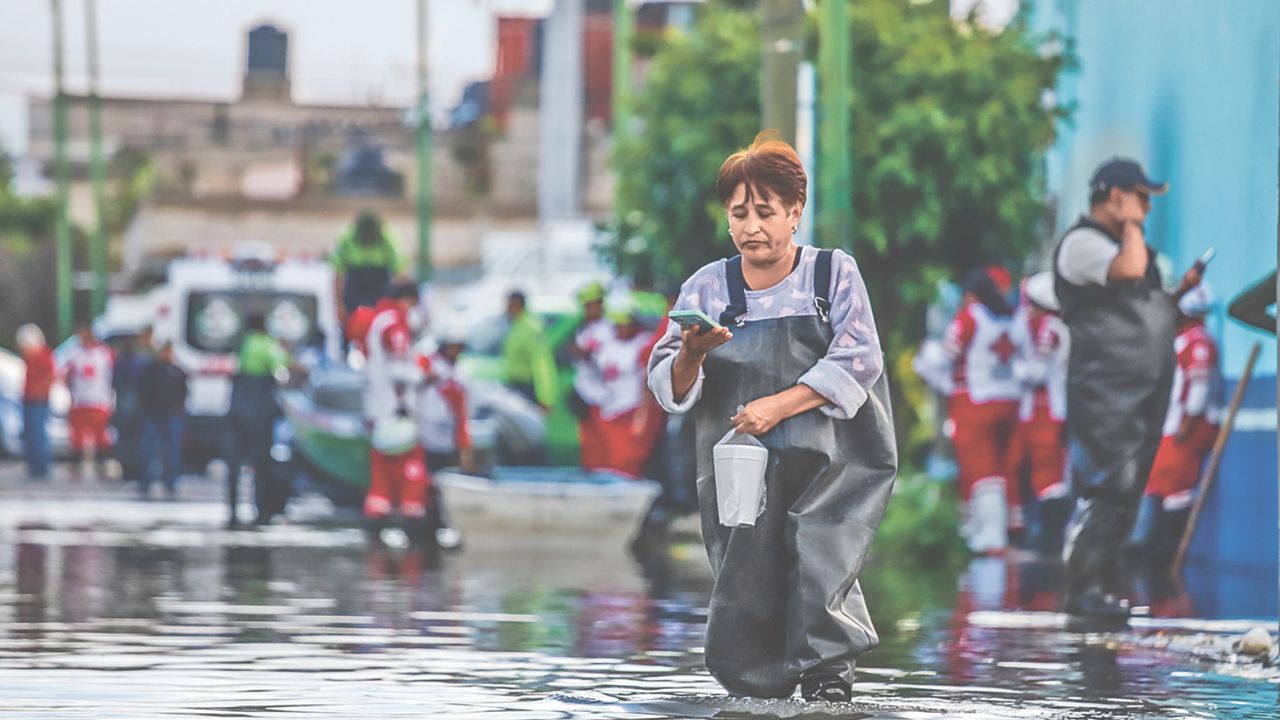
[370, 415, 418, 456]
[713, 431, 769, 527]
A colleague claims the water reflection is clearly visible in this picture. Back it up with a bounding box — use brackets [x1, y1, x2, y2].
[0, 500, 1275, 719]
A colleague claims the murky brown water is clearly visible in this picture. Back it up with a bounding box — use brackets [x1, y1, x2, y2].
[0, 482, 1276, 718]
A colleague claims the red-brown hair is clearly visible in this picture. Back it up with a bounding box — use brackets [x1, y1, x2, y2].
[715, 130, 807, 209]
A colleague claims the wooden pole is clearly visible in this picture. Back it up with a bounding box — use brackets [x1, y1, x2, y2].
[1171, 342, 1262, 576]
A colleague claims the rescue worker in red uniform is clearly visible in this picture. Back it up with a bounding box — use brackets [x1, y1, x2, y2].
[414, 324, 471, 548]
[582, 301, 664, 478]
[62, 322, 115, 481]
[362, 281, 431, 540]
[1010, 272, 1071, 553]
[1129, 282, 1222, 559]
[569, 282, 612, 469]
[944, 267, 1021, 553]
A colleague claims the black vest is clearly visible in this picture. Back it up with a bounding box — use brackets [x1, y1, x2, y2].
[1052, 215, 1176, 386]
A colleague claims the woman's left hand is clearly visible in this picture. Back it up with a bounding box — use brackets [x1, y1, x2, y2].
[731, 397, 785, 436]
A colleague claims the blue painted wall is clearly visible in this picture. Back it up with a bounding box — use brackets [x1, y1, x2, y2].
[1028, 0, 1278, 581]
[1030, 0, 1278, 376]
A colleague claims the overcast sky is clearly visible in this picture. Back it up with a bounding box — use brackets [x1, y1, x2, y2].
[0, 0, 553, 155]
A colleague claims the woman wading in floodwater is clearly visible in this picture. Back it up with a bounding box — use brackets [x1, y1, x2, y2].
[648, 132, 897, 702]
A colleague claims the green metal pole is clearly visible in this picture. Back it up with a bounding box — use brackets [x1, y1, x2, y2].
[51, 0, 74, 339]
[85, 0, 108, 317]
[612, 0, 633, 227]
[761, 0, 805, 143]
[762, 0, 803, 142]
[816, 0, 852, 249]
[415, 0, 432, 281]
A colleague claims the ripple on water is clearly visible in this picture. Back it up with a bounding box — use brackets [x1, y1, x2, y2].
[0, 488, 1277, 719]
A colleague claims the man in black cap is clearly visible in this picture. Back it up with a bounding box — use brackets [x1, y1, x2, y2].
[1053, 158, 1202, 627]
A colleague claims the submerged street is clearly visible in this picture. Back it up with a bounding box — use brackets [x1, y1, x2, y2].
[0, 463, 1274, 719]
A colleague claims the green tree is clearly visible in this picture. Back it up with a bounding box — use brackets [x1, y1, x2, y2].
[0, 142, 59, 350]
[606, 2, 760, 286]
[605, 0, 1069, 462]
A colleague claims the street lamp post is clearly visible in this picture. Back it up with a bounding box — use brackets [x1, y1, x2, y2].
[761, 0, 805, 143]
[50, 0, 73, 338]
[816, 0, 852, 249]
[612, 0, 633, 229]
[86, 0, 109, 317]
[415, 0, 433, 281]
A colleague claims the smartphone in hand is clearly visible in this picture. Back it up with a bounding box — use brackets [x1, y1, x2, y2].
[668, 309, 720, 334]
[1193, 247, 1216, 273]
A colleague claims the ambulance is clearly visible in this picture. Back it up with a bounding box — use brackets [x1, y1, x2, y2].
[158, 243, 341, 464]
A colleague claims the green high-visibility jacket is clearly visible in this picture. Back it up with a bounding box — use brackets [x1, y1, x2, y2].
[237, 331, 289, 378]
[502, 312, 558, 407]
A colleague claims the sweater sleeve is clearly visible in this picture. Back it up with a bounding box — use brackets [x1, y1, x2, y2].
[647, 272, 717, 414]
[796, 250, 883, 419]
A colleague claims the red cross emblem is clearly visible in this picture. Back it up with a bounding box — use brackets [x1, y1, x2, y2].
[990, 333, 1017, 364]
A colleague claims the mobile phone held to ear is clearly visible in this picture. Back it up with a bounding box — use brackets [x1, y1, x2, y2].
[668, 309, 721, 334]
[1193, 247, 1216, 273]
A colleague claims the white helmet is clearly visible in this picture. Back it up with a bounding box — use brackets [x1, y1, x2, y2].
[1024, 272, 1059, 312]
[1178, 280, 1215, 317]
[435, 321, 470, 347]
[15, 324, 46, 351]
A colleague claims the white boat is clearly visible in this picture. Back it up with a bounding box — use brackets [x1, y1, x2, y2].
[435, 467, 660, 549]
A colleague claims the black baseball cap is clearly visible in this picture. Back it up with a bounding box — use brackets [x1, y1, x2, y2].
[1089, 158, 1168, 195]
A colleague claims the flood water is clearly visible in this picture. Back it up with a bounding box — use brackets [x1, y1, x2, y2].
[0, 480, 1276, 719]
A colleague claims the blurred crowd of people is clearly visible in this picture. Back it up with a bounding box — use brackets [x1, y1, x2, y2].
[16, 321, 189, 497]
[916, 263, 1223, 563]
[910, 155, 1277, 631]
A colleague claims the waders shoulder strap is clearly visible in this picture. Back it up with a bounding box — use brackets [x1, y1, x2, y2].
[720, 255, 749, 327]
[813, 249, 834, 323]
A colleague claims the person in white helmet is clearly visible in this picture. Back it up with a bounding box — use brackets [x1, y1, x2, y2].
[1130, 282, 1222, 559]
[413, 323, 472, 548]
[362, 281, 431, 538]
[942, 266, 1022, 554]
[1009, 272, 1071, 552]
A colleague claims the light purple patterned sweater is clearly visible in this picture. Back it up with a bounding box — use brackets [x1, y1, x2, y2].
[647, 245, 885, 419]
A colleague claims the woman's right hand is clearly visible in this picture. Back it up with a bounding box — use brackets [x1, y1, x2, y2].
[679, 325, 733, 360]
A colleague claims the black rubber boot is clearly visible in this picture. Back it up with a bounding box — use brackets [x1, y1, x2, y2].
[799, 672, 852, 703]
[1063, 591, 1131, 632]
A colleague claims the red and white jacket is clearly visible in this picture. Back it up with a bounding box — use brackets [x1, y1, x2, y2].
[415, 352, 472, 455]
[943, 302, 1021, 404]
[362, 300, 419, 422]
[1162, 321, 1224, 436]
[1011, 309, 1069, 422]
[593, 329, 659, 421]
[572, 318, 613, 408]
[62, 341, 114, 411]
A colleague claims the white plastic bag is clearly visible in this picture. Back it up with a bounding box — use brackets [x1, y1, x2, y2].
[712, 426, 769, 527]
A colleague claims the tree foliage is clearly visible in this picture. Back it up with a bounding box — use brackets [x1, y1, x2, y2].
[605, 3, 760, 286]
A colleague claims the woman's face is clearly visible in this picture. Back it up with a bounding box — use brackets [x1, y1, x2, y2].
[725, 182, 801, 266]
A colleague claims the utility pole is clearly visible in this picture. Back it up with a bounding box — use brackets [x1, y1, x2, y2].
[816, 0, 852, 248]
[612, 0, 632, 136]
[85, 0, 108, 317]
[761, 0, 805, 143]
[51, 0, 73, 339]
[537, 0, 584, 222]
[612, 0, 633, 227]
[415, 0, 433, 281]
